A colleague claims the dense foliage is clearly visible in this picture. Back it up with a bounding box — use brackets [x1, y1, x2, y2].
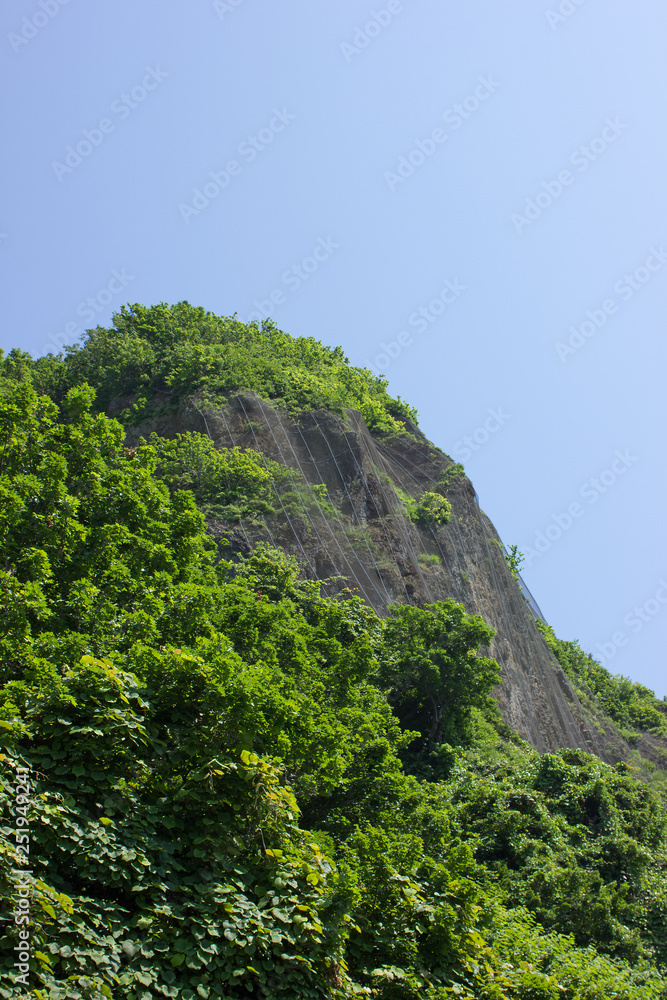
[378, 603, 498, 746]
[449, 728, 667, 967]
[405, 493, 452, 528]
[393, 486, 452, 530]
[0, 342, 666, 999]
[150, 430, 332, 524]
[537, 622, 667, 742]
[8, 301, 417, 434]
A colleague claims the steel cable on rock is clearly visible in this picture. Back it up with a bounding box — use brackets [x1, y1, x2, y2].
[372, 432, 546, 621]
[190, 389, 537, 633]
[246, 396, 389, 605]
[232, 395, 321, 577]
[372, 436, 487, 611]
[370, 434, 514, 682]
[356, 433, 451, 604]
[303, 410, 402, 606]
[378, 434, 540, 674]
[325, 412, 429, 605]
[187, 393, 273, 554]
[187, 392, 392, 606]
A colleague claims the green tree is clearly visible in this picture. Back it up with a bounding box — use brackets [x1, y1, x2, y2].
[378, 601, 500, 745]
[505, 543, 525, 580]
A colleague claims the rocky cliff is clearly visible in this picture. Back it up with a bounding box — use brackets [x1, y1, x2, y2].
[117, 389, 633, 762]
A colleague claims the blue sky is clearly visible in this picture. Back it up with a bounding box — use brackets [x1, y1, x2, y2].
[2, 0, 666, 696]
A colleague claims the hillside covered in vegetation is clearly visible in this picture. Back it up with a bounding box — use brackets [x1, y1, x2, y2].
[1, 303, 666, 999]
[17, 301, 417, 434]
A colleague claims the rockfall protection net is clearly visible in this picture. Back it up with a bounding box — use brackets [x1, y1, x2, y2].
[184, 396, 547, 641]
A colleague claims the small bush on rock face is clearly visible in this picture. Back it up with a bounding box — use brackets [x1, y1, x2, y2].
[438, 463, 465, 489]
[408, 491, 452, 526]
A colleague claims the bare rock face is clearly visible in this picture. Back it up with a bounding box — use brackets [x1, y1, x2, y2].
[122, 391, 632, 762]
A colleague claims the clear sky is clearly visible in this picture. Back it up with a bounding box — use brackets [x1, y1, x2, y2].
[2, 0, 666, 696]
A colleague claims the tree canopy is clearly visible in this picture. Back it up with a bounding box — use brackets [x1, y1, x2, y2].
[11, 301, 417, 434]
[0, 347, 666, 999]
